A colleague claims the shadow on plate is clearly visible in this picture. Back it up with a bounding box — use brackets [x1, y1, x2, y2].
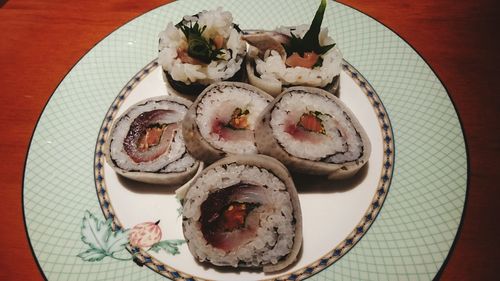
[293, 162, 369, 193]
[117, 175, 179, 195]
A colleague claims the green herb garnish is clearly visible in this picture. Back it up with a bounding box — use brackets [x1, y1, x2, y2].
[283, 0, 335, 57]
[178, 21, 223, 64]
[225, 108, 250, 130]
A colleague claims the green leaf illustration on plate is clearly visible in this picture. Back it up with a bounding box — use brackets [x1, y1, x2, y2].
[149, 240, 186, 255]
[78, 210, 130, 262]
[78, 211, 186, 262]
[77, 248, 108, 262]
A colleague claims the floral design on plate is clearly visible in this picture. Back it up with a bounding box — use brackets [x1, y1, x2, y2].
[78, 211, 185, 262]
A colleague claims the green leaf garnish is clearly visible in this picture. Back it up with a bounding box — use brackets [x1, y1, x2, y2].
[178, 21, 223, 64]
[283, 0, 335, 56]
[225, 108, 250, 130]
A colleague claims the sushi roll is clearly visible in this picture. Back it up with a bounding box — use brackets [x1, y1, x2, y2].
[255, 87, 371, 179]
[182, 154, 302, 272]
[182, 82, 273, 163]
[244, 0, 341, 97]
[158, 8, 247, 100]
[105, 96, 201, 185]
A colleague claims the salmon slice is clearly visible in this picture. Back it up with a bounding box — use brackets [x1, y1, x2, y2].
[285, 52, 319, 68]
[227, 108, 249, 130]
[298, 112, 325, 134]
[138, 126, 165, 151]
[123, 110, 178, 163]
[213, 34, 224, 49]
[176, 47, 205, 65]
[210, 107, 252, 141]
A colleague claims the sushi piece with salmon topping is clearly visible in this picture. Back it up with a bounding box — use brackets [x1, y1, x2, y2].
[255, 86, 371, 179]
[244, 0, 342, 97]
[105, 96, 201, 185]
[182, 82, 273, 163]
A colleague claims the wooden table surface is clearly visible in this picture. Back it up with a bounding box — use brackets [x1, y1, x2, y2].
[1, 0, 498, 280]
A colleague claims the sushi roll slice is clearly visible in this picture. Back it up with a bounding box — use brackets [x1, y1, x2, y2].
[182, 82, 273, 163]
[182, 154, 302, 272]
[244, 0, 341, 97]
[105, 96, 201, 185]
[158, 8, 247, 99]
[255, 87, 371, 179]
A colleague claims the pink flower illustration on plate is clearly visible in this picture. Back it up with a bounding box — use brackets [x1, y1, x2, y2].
[78, 211, 185, 262]
[129, 221, 162, 248]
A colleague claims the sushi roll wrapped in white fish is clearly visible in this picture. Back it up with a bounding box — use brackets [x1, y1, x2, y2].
[255, 87, 371, 179]
[244, 0, 341, 97]
[158, 8, 247, 99]
[182, 82, 273, 163]
[182, 154, 302, 272]
[105, 96, 201, 185]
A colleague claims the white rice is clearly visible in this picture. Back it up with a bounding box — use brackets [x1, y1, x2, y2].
[158, 8, 246, 85]
[270, 90, 363, 163]
[254, 24, 342, 88]
[109, 99, 195, 172]
[195, 84, 271, 154]
[183, 162, 295, 267]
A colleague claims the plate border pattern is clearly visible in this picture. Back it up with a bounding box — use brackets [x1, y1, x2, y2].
[93, 59, 395, 281]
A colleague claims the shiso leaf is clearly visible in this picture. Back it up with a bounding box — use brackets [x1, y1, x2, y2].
[284, 0, 335, 56]
[178, 21, 223, 64]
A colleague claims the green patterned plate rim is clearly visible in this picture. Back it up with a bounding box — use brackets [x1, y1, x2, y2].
[23, 0, 468, 280]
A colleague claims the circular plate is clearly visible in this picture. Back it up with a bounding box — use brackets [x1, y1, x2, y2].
[23, 0, 467, 280]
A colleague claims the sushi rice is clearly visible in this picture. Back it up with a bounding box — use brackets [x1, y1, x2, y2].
[255, 25, 342, 88]
[255, 86, 371, 179]
[182, 155, 302, 272]
[182, 82, 273, 163]
[158, 8, 246, 86]
[106, 96, 200, 185]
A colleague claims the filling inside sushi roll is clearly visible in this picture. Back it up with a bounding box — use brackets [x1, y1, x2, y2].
[123, 109, 179, 163]
[109, 99, 197, 174]
[244, 0, 342, 96]
[158, 8, 247, 96]
[182, 158, 300, 270]
[199, 183, 270, 251]
[188, 83, 272, 156]
[270, 90, 364, 164]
